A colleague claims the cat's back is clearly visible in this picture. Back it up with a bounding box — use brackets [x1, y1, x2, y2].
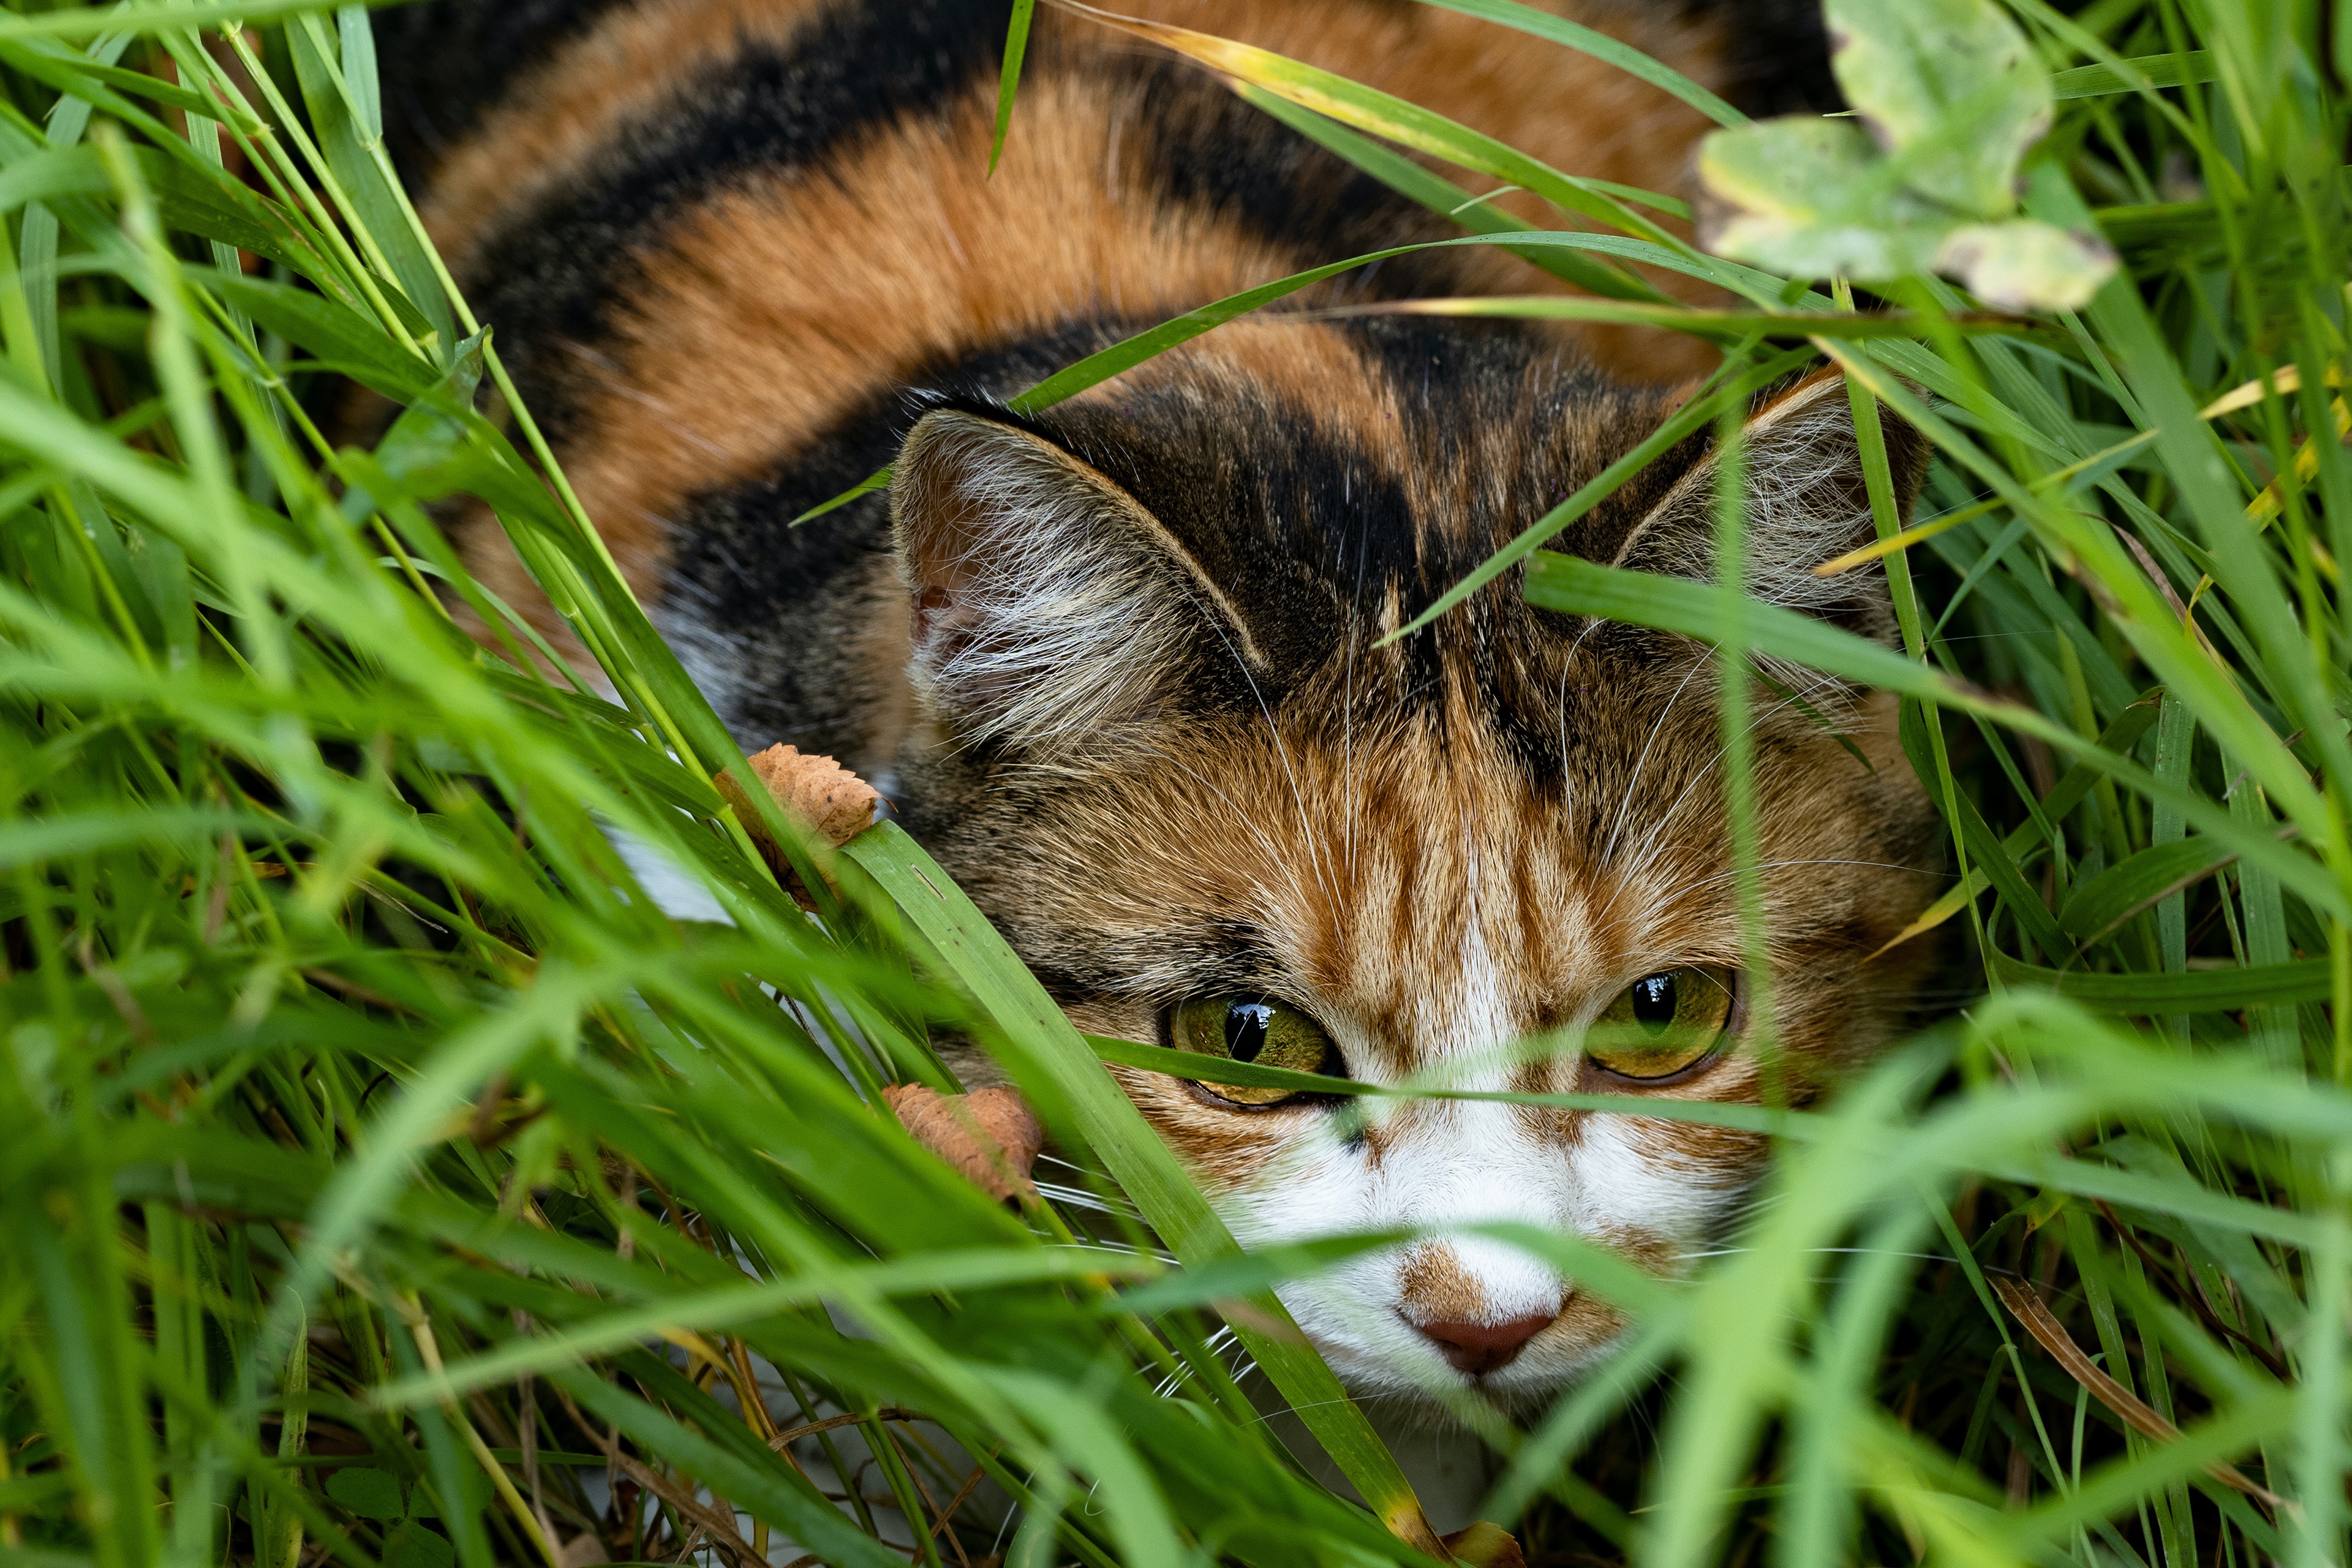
[377, 0, 1746, 428]
[370, 0, 1784, 760]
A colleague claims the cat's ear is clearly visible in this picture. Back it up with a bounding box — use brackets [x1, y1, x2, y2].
[889, 407, 1261, 750]
[1611, 371, 1929, 645]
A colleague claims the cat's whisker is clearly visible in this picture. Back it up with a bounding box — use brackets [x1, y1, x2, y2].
[1608, 687, 1831, 902]
[1555, 646, 1580, 820]
[1239, 1392, 1366, 1428]
[1033, 1180, 1145, 1221]
[1154, 1322, 1254, 1400]
[1611, 707, 1746, 883]
[1182, 582, 1343, 916]
[1589, 668, 1759, 940]
[1340, 500, 1371, 885]
[1151, 748, 1325, 937]
[1594, 657, 1709, 893]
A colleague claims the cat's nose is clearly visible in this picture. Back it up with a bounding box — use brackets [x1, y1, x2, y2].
[1415, 1313, 1555, 1375]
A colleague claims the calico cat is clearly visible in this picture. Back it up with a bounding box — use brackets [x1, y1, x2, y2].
[374, 0, 1937, 1419]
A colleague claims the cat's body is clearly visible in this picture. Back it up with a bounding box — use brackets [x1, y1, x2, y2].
[379, 0, 1937, 1430]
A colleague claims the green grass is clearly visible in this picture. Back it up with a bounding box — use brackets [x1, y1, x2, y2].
[1, 2, 2346, 1566]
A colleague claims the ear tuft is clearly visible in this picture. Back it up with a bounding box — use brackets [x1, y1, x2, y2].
[890, 409, 1247, 752]
[1615, 371, 1928, 650]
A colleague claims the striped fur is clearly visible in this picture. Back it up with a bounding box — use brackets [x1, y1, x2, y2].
[379, 0, 1937, 1421]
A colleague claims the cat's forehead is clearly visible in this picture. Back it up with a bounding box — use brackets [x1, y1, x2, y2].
[987, 645, 1924, 1068]
[1028, 681, 1746, 1013]
[1039, 318, 1693, 591]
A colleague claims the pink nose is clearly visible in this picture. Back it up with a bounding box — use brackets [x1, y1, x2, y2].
[1416, 1313, 1555, 1375]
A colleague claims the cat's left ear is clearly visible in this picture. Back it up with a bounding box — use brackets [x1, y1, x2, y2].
[1611, 371, 1930, 644]
[888, 407, 1261, 752]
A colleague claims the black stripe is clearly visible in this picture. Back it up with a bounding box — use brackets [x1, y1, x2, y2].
[385, 0, 1830, 432]
[1024, 319, 1653, 631]
[1686, 0, 1837, 116]
[661, 313, 1700, 784]
[422, 0, 1516, 438]
[372, 0, 636, 178]
[1111, 53, 1490, 304]
[454, 0, 1016, 431]
[657, 322, 1129, 753]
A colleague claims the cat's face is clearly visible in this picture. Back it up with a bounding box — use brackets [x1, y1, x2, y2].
[886, 323, 1938, 1405]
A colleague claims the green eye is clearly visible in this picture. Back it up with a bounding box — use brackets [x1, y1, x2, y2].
[1173, 996, 1338, 1107]
[1589, 966, 1736, 1081]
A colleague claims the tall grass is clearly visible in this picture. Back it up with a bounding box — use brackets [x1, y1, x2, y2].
[0, 2, 2343, 1566]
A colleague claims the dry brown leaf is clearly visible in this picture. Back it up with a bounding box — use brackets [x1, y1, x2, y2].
[717, 742, 877, 850]
[554, 1534, 609, 1568]
[714, 743, 881, 903]
[1441, 1521, 1526, 1568]
[1991, 1275, 2285, 1510]
[883, 1084, 1042, 1202]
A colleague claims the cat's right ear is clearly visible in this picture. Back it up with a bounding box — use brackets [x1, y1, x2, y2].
[888, 408, 1262, 752]
[1611, 371, 1930, 647]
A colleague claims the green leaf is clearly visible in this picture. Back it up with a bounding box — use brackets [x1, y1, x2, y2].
[337, 4, 382, 146]
[382, 1523, 454, 1568]
[0, 2, 363, 41]
[197, 269, 435, 401]
[1412, 0, 1747, 127]
[1932, 218, 2117, 311]
[367, 1248, 1156, 1409]
[286, 16, 454, 355]
[1089, 1031, 1378, 1095]
[1883, 692, 2166, 952]
[23, 49, 264, 134]
[1393, 344, 1820, 636]
[126, 151, 348, 300]
[842, 824, 1450, 1556]
[2057, 837, 2240, 944]
[1065, 5, 1705, 274]
[2049, 50, 2217, 99]
[1995, 1392, 2298, 1558]
[0, 806, 261, 870]
[793, 230, 1787, 526]
[1342, 293, 2024, 339]
[1110, 1231, 1417, 1314]
[553, 1366, 908, 1568]
[1989, 953, 2335, 1011]
[323, 1466, 405, 1522]
[0, 144, 107, 213]
[1231, 81, 1703, 264]
[1947, 753, 2074, 962]
[1695, 0, 2113, 309]
[987, 0, 1035, 174]
[1825, 0, 2052, 217]
[1697, 117, 1954, 279]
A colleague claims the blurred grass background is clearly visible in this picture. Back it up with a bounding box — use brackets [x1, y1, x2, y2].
[0, 1, 2346, 1566]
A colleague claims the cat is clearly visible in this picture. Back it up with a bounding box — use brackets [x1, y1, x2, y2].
[374, 0, 1937, 1446]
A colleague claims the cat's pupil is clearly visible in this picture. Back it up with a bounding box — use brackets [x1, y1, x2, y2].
[1225, 1001, 1274, 1063]
[1630, 973, 1678, 1033]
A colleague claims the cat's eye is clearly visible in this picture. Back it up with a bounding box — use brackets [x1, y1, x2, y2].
[1172, 995, 1339, 1107]
[1587, 966, 1736, 1082]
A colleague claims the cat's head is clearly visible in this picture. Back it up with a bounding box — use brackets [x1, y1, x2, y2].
[886, 320, 1939, 1406]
